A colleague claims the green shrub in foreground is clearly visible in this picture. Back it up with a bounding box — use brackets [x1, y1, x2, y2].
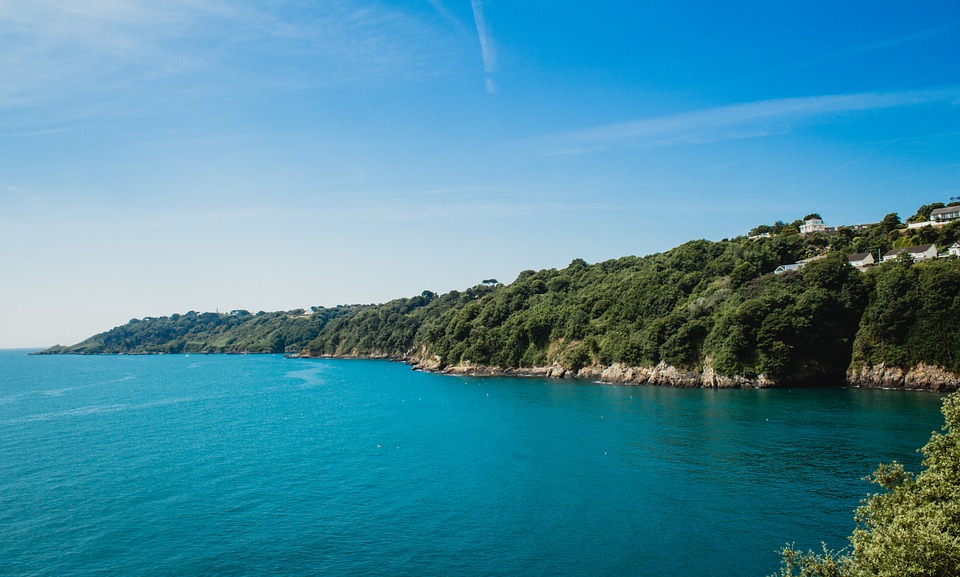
[774, 392, 960, 577]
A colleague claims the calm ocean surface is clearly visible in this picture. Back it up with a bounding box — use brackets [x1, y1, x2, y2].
[0, 350, 946, 576]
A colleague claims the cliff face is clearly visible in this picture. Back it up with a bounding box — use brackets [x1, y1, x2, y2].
[848, 258, 960, 390]
[847, 363, 959, 392]
[594, 362, 772, 388]
[409, 348, 960, 390]
[407, 354, 790, 389]
[293, 348, 960, 390]
[415, 357, 960, 390]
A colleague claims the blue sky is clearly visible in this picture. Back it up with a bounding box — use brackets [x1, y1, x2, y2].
[1, 0, 958, 348]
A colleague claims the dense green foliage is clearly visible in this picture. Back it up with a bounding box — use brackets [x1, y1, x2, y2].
[45, 307, 363, 354]
[371, 244, 868, 383]
[43, 203, 960, 384]
[853, 258, 960, 373]
[773, 391, 960, 576]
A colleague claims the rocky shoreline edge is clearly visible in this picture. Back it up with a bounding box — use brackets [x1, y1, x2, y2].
[290, 353, 959, 392]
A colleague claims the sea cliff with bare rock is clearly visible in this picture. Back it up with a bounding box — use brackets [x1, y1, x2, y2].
[292, 353, 958, 392]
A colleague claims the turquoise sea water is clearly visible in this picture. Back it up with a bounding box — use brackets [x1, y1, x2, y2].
[0, 350, 946, 576]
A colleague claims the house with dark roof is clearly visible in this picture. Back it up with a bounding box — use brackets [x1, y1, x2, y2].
[881, 244, 938, 263]
[931, 206, 960, 223]
[847, 252, 875, 270]
[950, 242, 960, 258]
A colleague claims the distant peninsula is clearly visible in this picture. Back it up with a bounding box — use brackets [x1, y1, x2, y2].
[40, 202, 960, 391]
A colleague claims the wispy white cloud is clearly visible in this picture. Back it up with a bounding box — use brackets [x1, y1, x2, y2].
[469, 0, 497, 94]
[5, 125, 82, 138]
[0, 1, 214, 104]
[0, 0, 461, 114]
[536, 89, 960, 155]
[425, 0, 467, 34]
[723, 24, 959, 92]
[0, 183, 26, 197]
[802, 24, 958, 70]
[83, 194, 612, 228]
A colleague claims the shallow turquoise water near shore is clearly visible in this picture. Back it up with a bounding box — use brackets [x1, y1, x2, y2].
[0, 350, 946, 576]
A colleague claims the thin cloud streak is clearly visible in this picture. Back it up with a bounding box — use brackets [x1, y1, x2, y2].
[18, 189, 615, 230]
[470, 0, 497, 94]
[0, 0, 459, 110]
[0, 183, 27, 197]
[537, 89, 960, 155]
[710, 23, 959, 95]
[818, 23, 957, 63]
[425, 0, 467, 34]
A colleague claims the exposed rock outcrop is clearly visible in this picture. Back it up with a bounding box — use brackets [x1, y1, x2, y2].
[598, 361, 774, 388]
[848, 363, 959, 392]
[435, 362, 573, 379]
[408, 358, 776, 389]
[295, 350, 956, 391]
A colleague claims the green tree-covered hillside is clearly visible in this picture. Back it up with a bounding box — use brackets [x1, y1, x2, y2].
[43, 205, 960, 388]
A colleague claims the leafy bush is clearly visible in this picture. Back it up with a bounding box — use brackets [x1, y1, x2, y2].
[773, 392, 960, 577]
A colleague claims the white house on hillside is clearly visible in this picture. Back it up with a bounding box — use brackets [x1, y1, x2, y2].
[931, 206, 960, 223]
[847, 252, 875, 270]
[910, 206, 960, 229]
[950, 242, 960, 257]
[799, 217, 828, 235]
[774, 263, 800, 274]
[773, 255, 826, 274]
[882, 244, 938, 263]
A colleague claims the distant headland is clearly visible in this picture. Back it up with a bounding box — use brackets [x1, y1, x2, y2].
[39, 201, 960, 391]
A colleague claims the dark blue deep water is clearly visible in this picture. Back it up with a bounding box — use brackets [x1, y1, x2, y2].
[0, 350, 946, 576]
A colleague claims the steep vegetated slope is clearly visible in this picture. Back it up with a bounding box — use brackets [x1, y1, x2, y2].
[43, 204, 960, 389]
[849, 258, 960, 388]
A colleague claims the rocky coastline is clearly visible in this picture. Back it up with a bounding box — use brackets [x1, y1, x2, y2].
[419, 360, 773, 388]
[294, 352, 959, 392]
[420, 361, 814, 388]
[40, 348, 960, 391]
[846, 362, 959, 392]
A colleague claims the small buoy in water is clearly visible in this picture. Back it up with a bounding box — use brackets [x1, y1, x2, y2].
[377, 444, 382, 448]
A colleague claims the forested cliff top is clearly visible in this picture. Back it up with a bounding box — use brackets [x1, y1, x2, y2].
[41, 203, 960, 389]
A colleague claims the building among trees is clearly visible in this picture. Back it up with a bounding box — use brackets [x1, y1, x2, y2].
[882, 244, 938, 263]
